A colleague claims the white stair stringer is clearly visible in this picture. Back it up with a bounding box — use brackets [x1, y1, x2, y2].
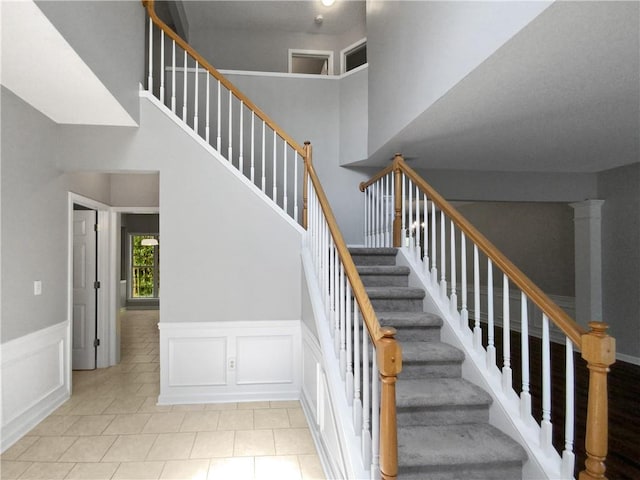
[395, 247, 565, 480]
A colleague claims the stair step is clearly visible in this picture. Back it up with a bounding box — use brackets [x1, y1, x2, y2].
[357, 265, 410, 287]
[398, 423, 526, 480]
[401, 341, 464, 378]
[378, 311, 442, 342]
[349, 247, 397, 266]
[397, 378, 492, 426]
[366, 286, 425, 312]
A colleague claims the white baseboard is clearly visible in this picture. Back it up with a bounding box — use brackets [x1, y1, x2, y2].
[158, 321, 302, 405]
[616, 352, 640, 366]
[1, 321, 70, 452]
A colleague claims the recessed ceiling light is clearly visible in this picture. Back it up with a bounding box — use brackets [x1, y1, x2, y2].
[321, 0, 335, 7]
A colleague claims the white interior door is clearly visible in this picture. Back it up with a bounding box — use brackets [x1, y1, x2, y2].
[73, 209, 97, 370]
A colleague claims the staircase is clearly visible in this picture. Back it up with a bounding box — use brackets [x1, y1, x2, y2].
[352, 247, 527, 479]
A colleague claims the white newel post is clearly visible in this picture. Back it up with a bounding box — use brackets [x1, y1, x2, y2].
[570, 200, 604, 325]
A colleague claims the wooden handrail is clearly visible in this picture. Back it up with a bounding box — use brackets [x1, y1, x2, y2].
[365, 155, 586, 346]
[143, 0, 306, 158]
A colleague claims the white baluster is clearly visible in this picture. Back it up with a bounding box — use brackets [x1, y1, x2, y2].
[193, 60, 199, 134]
[216, 80, 221, 151]
[346, 283, 354, 404]
[294, 151, 299, 222]
[228, 91, 233, 162]
[205, 74, 210, 144]
[520, 293, 532, 419]
[238, 102, 244, 173]
[261, 121, 266, 192]
[250, 113, 255, 183]
[384, 175, 389, 247]
[401, 174, 406, 246]
[159, 30, 164, 102]
[353, 306, 362, 431]
[390, 174, 395, 249]
[147, 18, 153, 92]
[182, 50, 187, 122]
[487, 259, 496, 368]
[334, 261, 342, 356]
[450, 220, 457, 315]
[362, 331, 371, 466]
[415, 184, 421, 262]
[408, 178, 413, 254]
[431, 201, 438, 286]
[328, 238, 334, 320]
[171, 40, 176, 113]
[283, 141, 288, 214]
[540, 314, 553, 451]
[440, 211, 447, 300]
[339, 265, 347, 378]
[473, 245, 482, 351]
[364, 188, 369, 247]
[376, 180, 381, 247]
[423, 194, 430, 277]
[371, 350, 380, 480]
[562, 337, 576, 478]
[272, 132, 277, 203]
[502, 275, 512, 392]
[460, 232, 468, 330]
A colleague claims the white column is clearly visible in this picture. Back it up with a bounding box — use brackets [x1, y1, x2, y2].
[570, 199, 604, 324]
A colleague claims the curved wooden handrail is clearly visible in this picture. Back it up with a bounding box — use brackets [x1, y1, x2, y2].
[143, 0, 306, 158]
[364, 155, 587, 347]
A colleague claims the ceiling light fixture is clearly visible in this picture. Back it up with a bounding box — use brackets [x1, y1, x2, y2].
[141, 238, 159, 246]
[321, 0, 335, 7]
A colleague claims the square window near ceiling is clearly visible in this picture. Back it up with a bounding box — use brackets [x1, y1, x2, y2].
[288, 49, 334, 75]
[341, 38, 367, 74]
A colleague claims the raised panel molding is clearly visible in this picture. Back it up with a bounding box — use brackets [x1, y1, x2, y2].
[1, 321, 70, 453]
[158, 321, 301, 404]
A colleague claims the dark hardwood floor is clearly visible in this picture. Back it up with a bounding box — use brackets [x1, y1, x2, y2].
[476, 324, 640, 479]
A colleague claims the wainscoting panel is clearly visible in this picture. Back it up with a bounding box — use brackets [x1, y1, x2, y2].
[158, 321, 301, 404]
[1, 321, 70, 452]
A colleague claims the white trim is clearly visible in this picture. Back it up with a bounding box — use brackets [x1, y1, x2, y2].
[617, 352, 640, 366]
[340, 37, 366, 74]
[157, 320, 302, 405]
[68, 193, 112, 372]
[219, 64, 368, 81]
[0, 321, 70, 452]
[288, 48, 334, 75]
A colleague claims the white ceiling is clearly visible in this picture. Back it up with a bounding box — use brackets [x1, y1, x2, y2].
[0, 1, 137, 126]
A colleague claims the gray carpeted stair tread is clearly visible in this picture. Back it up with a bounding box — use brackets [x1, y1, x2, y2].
[397, 378, 492, 408]
[401, 341, 465, 363]
[398, 423, 527, 468]
[356, 265, 410, 275]
[365, 286, 425, 299]
[377, 311, 443, 328]
[349, 247, 397, 256]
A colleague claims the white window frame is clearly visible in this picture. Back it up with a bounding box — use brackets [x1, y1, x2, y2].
[288, 49, 334, 75]
[340, 37, 367, 74]
[128, 233, 160, 300]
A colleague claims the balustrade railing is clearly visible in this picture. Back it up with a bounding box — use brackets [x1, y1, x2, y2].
[143, 0, 304, 224]
[360, 154, 615, 480]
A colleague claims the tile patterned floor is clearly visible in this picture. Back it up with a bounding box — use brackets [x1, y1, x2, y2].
[1, 311, 325, 480]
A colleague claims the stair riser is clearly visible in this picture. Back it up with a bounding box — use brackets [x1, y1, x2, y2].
[370, 298, 423, 312]
[351, 254, 397, 266]
[391, 327, 440, 343]
[398, 464, 523, 480]
[397, 406, 489, 427]
[401, 363, 461, 379]
[360, 275, 409, 287]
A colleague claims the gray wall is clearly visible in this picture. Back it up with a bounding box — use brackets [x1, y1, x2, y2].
[339, 67, 368, 165]
[35, 0, 145, 123]
[598, 163, 640, 358]
[366, 0, 551, 157]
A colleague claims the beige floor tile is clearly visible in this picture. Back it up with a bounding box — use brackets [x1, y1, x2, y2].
[58, 435, 117, 462]
[0, 436, 39, 460]
[146, 433, 195, 461]
[17, 436, 76, 462]
[179, 411, 220, 432]
[28, 415, 79, 436]
[217, 410, 254, 431]
[190, 431, 234, 458]
[233, 430, 275, 457]
[170, 404, 205, 412]
[274, 428, 316, 455]
[104, 396, 146, 414]
[102, 434, 157, 462]
[131, 363, 159, 373]
[255, 455, 302, 480]
[65, 462, 119, 479]
[134, 372, 160, 384]
[287, 408, 309, 428]
[63, 415, 115, 436]
[142, 413, 185, 434]
[0, 460, 32, 479]
[112, 461, 165, 480]
[103, 413, 152, 435]
[138, 397, 172, 413]
[136, 384, 160, 397]
[254, 408, 290, 429]
[159, 459, 209, 480]
[204, 402, 237, 411]
[237, 401, 270, 410]
[270, 400, 301, 408]
[18, 462, 74, 479]
[298, 454, 326, 480]
[207, 457, 254, 480]
[68, 396, 115, 415]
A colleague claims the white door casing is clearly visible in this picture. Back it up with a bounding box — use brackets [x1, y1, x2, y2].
[72, 209, 97, 370]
